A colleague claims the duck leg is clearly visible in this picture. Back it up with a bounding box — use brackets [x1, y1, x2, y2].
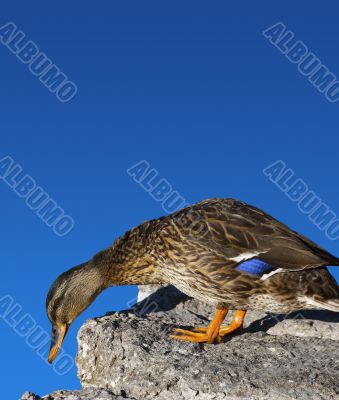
[171, 307, 228, 344]
[171, 309, 246, 343]
[219, 310, 246, 336]
[195, 310, 246, 336]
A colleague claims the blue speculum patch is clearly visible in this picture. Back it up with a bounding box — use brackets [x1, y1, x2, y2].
[235, 258, 274, 277]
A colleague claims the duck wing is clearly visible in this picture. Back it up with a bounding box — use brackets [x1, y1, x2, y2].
[169, 198, 339, 272]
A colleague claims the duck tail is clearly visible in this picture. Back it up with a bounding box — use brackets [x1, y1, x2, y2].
[306, 297, 339, 312]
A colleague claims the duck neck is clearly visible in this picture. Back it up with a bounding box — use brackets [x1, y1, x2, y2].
[90, 245, 165, 288]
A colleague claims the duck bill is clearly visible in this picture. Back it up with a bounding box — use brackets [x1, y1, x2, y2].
[48, 323, 69, 364]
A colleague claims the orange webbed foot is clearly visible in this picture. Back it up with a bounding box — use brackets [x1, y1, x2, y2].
[171, 327, 221, 344]
[170, 308, 228, 344]
[171, 309, 246, 343]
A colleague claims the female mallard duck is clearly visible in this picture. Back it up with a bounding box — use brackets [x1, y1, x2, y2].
[47, 198, 339, 363]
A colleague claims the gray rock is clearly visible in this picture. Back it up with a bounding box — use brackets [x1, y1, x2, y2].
[20, 393, 41, 400]
[21, 285, 339, 400]
[266, 311, 339, 341]
[20, 388, 130, 399]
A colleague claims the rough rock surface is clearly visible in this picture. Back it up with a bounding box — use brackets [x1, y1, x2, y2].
[21, 285, 339, 400]
[20, 388, 129, 399]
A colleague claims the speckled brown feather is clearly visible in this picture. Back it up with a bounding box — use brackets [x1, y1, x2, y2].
[102, 198, 339, 313]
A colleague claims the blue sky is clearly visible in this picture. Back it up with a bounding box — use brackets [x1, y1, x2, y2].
[1, 2, 339, 398]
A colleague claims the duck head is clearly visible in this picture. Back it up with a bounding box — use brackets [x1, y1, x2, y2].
[46, 261, 107, 364]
